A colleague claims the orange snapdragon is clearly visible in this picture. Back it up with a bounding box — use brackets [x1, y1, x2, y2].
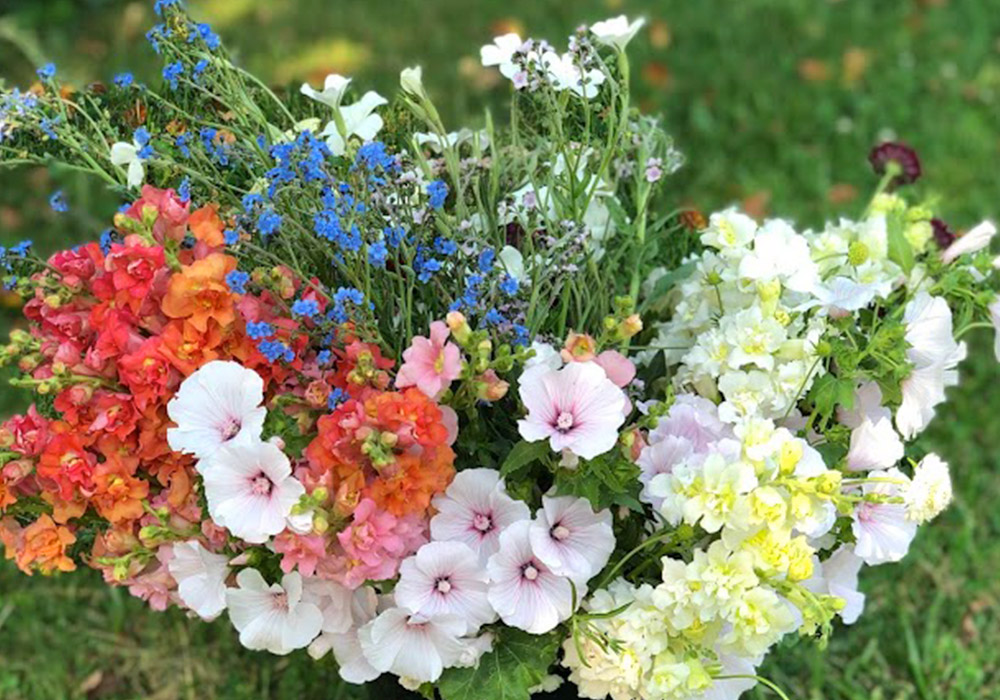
[161, 253, 237, 332]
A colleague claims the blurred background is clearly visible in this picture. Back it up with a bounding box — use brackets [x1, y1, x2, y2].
[0, 0, 998, 698]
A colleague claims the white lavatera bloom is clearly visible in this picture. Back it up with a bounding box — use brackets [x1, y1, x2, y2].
[589, 15, 646, 50]
[299, 73, 352, 109]
[846, 415, 904, 471]
[517, 361, 627, 460]
[803, 546, 866, 624]
[430, 468, 530, 563]
[808, 276, 893, 317]
[166, 360, 266, 462]
[480, 33, 525, 78]
[394, 540, 495, 635]
[201, 439, 305, 544]
[941, 219, 996, 264]
[359, 607, 468, 684]
[307, 585, 381, 684]
[414, 128, 489, 153]
[487, 520, 576, 634]
[851, 467, 917, 565]
[167, 540, 230, 620]
[225, 569, 322, 655]
[320, 91, 388, 156]
[528, 495, 615, 584]
[904, 453, 952, 524]
[109, 137, 147, 189]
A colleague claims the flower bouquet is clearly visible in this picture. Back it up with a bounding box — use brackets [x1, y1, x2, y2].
[1, 3, 997, 698]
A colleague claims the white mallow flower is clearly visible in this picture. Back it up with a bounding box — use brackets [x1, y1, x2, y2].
[637, 435, 694, 510]
[738, 219, 820, 294]
[166, 360, 266, 461]
[415, 128, 489, 153]
[359, 608, 467, 684]
[225, 569, 322, 655]
[167, 540, 230, 620]
[517, 361, 627, 460]
[486, 520, 576, 634]
[109, 137, 148, 189]
[498, 245, 526, 284]
[700, 207, 758, 254]
[851, 468, 917, 565]
[896, 293, 966, 439]
[803, 546, 866, 625]
[300, 73, 352, 109]
[838, 381, 891, 429]
[430, 468, 530, 563]
[528, 495, 615, 584]
[846, 415, 904, 471]
[904, 453, 952, 524]
[320, 91, 388, 156]
[308, 586, 381, 684]
[810, 276, 892, 316]
[202, 439, 305, 544]
[394, 541, 495, 635]
[589, 15, 646, 50]
[301, 578, 356, 635]
[480, 33, 524, 79]
[941, 220, 996, 264]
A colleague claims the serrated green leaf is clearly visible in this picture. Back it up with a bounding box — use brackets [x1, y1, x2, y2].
[808, 373, 855, 418]
[499, 440, 550, 478]
[437, 628, 561, 700]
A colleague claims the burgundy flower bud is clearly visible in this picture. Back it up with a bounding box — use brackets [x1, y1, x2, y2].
[931, 218, 956, 250]
[868, 142, 921, 188]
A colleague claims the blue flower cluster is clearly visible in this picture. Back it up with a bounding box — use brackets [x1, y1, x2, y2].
[328, 287, 367, 324]
[246, 321, 274, 340]
[313, 185, 363, 253]
[327, 387, 347, 410]
[114, 72, 134, 89]
[134, 127, 155, 159]
[36, 63, 56, 81]
[0, 240, 32, 289]
[225, 270, 249, 294]
[163, 61, 184, 90]
[48, 190, 68, 213]
[291, 298, 320, 318]
[199, 128, 231, 166]
[267, 131, 333, 197]
[427, 180, 449, 209]
[258, 339, 295, 363]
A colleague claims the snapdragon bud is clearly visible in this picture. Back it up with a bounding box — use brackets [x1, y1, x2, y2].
[619, 313, 643, 338]
[446, 311, 472, 344]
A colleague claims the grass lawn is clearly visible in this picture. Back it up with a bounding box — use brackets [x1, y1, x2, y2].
[0, 0, 998, 698]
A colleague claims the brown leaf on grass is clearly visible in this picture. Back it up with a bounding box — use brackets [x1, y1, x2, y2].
[799, 58, 831, 82]
[842, 47, 872, 86]
[642, 61, 672, 89]
[742, 191, 772, 220]
[828, 183, 859, 205]
[77, 669, 103, 695]
[649, 20, 672, 49]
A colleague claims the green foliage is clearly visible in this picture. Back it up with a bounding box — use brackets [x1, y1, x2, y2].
[437, 628, 562, 700]
[553, 451, 643, 512]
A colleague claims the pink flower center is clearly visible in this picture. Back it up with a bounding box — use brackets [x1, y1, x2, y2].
[472, 512, 493, 533]
[555, 411, 575, 433]
[435, 578, 453, 594]
[857, 502, 876, 523]
[551, 523, 571, 541]
[220, 416, 242, 441]
[272, 592, 289, 612]
[251, 474, 273, 496]
[522, 563, 539, 581]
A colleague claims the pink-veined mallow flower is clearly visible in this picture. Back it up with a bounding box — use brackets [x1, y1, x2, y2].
[308, 585, 382, 685]
[636, 435, 693, 510]
[648, 394, 732, 450]
[395, 321, 462, 399]
[804, 546, 865, 624]
[166, 360, 266, 462]
[225, 569, 322, 655]
[202, 439, 305, 544]
[528, 495, 615, 584]
[167, 540, 230, 620]
[486, 520, 576, 634]
[394, 540, 495, 635]
[517, 361, 627, 460]
[846, 415, 903, 471]
[896, 293, 966, 439]
[430, 468, 530, 563]
[851, 468, 917, 565]
[359, 608, 468, 684]
[589, 15, 646, 50]
[941, 220, 996, 264]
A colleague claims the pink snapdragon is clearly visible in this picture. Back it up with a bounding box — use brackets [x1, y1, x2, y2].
[396, 321, 462, 399]
[274, 531, 328, 577]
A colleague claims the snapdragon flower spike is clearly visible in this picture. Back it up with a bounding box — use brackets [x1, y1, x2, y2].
[486, 520, 576, 634]
[528, 495, 615, 584]
[393, 541, 496, 635]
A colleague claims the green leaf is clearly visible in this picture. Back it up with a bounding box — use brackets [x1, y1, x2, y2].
[808, 373, 856, 418]
[640, 261, 695, 312]
[437, 628, 561, 700]
[500, 440, 550, 478]
[553, 452, 641, 510]
[886, 208, 915, 275]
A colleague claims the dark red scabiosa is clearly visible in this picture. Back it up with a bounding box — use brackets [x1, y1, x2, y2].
[931, 218, 956, 250]
[868, 142, 922, 188]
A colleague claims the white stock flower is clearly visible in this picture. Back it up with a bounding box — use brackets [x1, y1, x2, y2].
[737, 219, 820, 294]
[700, 208, 758, 254]
[166, 360, 266, 461]
[941, 220, 996, 264]
[528, 495, 615, 584]
[359, 607, 467, 684]
[904, 453, 952, 524]
[167, 540, 230, 620]
[394, 541, 495, 634]
[589, 16, 646, 49]
[225, 569, 322, 655]
[300, 73, 352, 109]
[321, 91, 388, 156]
[202, 439, 305, 544]
[486, 520, 576, 634]
[429, 468, 530, 562]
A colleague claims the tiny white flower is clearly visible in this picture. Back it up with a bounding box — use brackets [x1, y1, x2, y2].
[225, 569, 322, 655]
[394, 540, 495, 635]
[904, 453, 952, 524]
[480, 33, 524, 79]
[529, 495, 615, 584]
[167, 540, 230, 620]
[300, 73, 352, 109]
[321, 91, 388, 156]
[541, 51, 606, 98]
[589, 16, 646, 50]
[359, 607, 468, 684]
[202, 439, 305, 544]
[166, 360, 267, 461]
[109, 138, 147, 189]
[487, 520, 576, 634]
[430, 468, 530, 563]
[941, 220, 996, 264]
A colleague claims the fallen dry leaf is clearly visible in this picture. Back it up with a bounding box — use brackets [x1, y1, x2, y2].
[799, 58, 831, 83]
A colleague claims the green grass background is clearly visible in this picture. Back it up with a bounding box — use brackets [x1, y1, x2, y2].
[0, 0, 998, 698]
